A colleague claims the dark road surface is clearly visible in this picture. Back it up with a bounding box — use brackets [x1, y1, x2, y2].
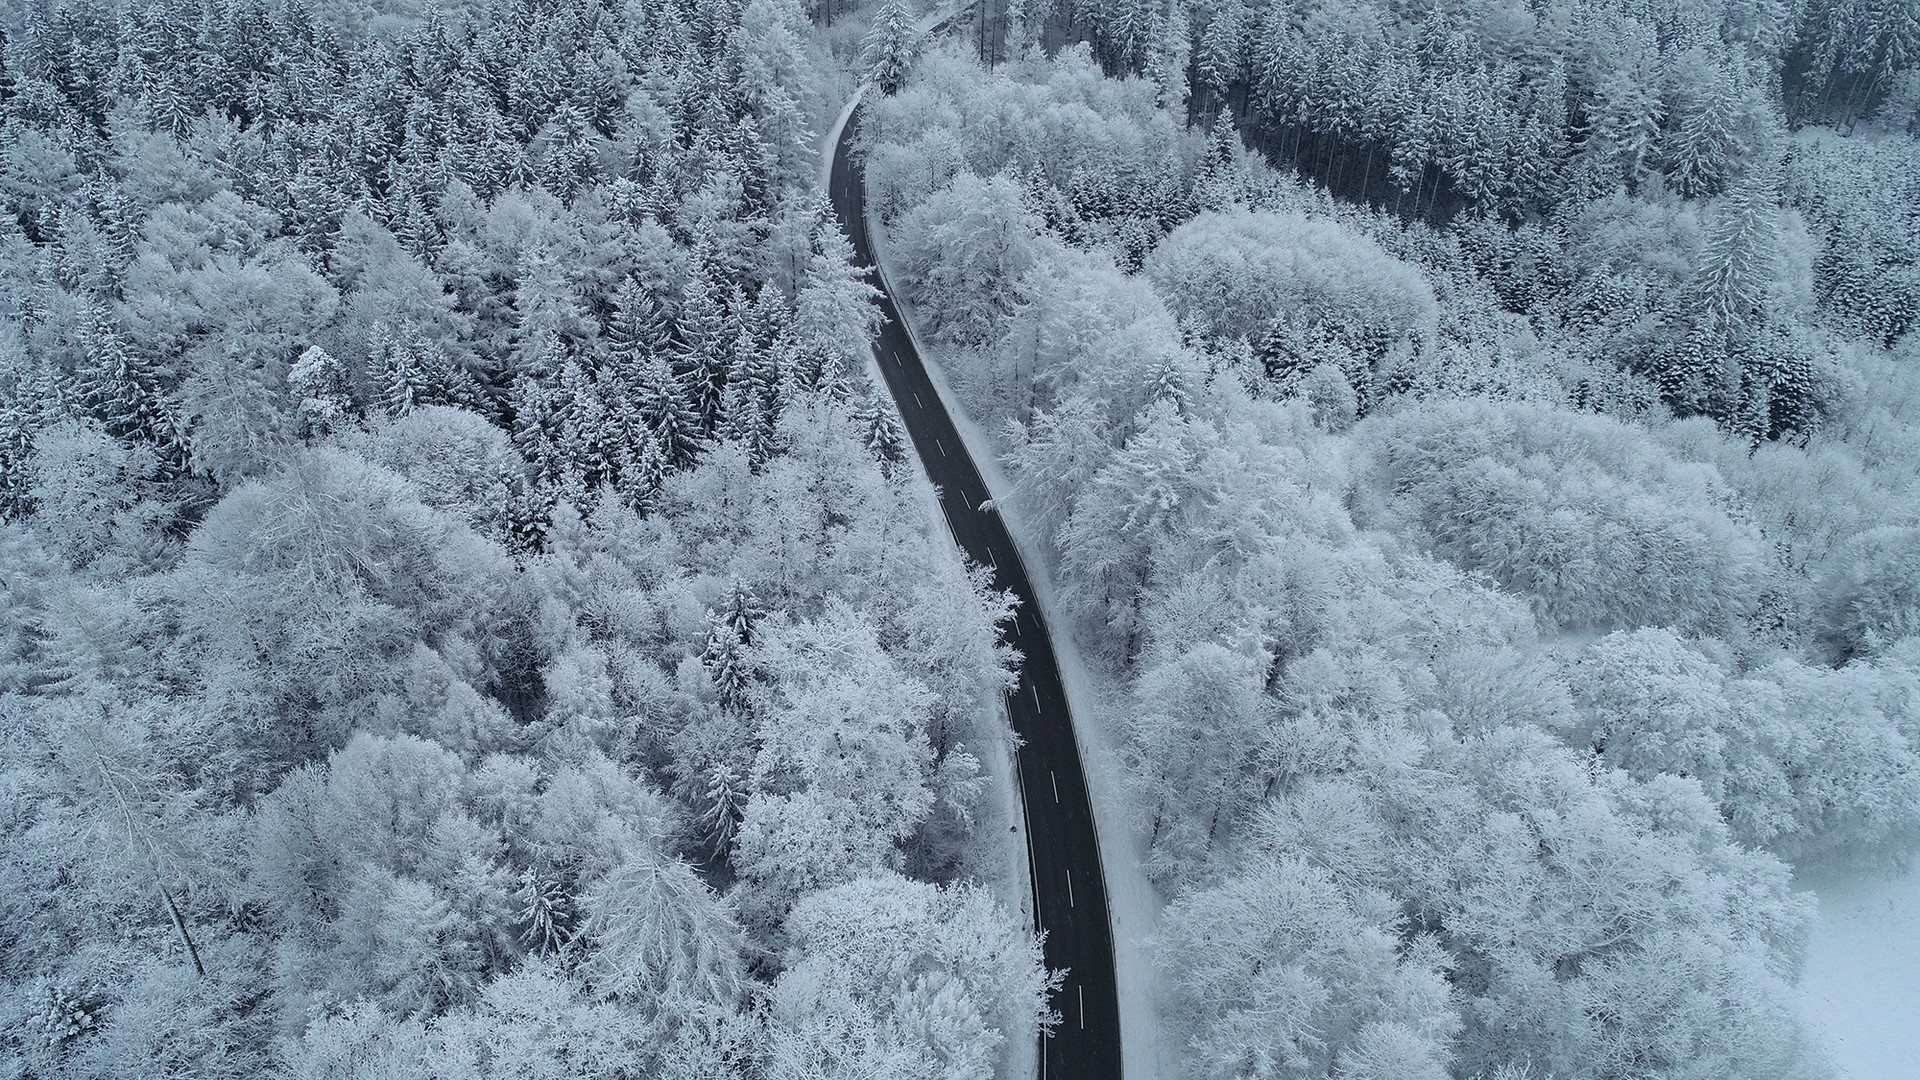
[829, 108, 1123, 1080]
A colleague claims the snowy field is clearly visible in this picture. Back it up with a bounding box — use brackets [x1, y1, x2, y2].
[1799, 865, 1920, 1079]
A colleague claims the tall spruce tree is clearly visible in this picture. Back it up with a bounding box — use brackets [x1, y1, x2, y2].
[77, 306, 185, 469]
[636, 353, 704, 467]
[861, 0, 921, 95]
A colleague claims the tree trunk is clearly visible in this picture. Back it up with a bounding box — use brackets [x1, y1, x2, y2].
[162, 888, 207, 977]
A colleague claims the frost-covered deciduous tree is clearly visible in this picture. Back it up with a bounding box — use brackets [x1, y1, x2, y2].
[1129, 643, 1272, 885]
[173, 449, 516, 772]
[577, 850, 745, 1008]
[732, 603, 938, 930]
[350, 406, 535, 546]
[1751, 648, 1920, 867]
[770, 873, 1056, 1080]
[251, 733, 507, 1017]
[1160, 855, 1458, 1080]
[1816, 526, 1920, 662]
[1145, 209, 1437, 391]
[27, 418, 167, 570]
[1350, 400, 1767, 633]
[1007, 245, 1193, 429]
[1059, 401, 1222, 660]
[896, 172, 1040, 349]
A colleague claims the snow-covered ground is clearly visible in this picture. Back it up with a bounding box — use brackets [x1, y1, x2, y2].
[1797, 865, 1920, 1079]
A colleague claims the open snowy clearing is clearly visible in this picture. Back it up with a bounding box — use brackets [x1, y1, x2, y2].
[1798, 865, 1920, 1080]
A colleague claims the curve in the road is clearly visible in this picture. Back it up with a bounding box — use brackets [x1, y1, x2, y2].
[829, 105, 1123, 1080]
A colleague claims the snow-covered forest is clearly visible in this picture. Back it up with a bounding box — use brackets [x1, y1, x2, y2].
[0, 0, 1053, 1075]
[859, 1, 1920, 1076]
[1, 0, 1917, 1076]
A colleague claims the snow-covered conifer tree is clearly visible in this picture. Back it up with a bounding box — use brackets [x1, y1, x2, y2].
[289, 345, 356, 439]
[861, 0, 921, 95]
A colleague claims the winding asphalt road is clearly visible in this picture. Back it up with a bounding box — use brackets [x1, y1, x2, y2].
[829, 108, 1123, 1080]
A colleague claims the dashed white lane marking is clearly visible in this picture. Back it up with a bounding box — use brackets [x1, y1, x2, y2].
[1078, 984, 1085, 1028]
[913, 391, 922, 407]
[1066, 868, 1074, 907]
[1051, 770, 1059, 803]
